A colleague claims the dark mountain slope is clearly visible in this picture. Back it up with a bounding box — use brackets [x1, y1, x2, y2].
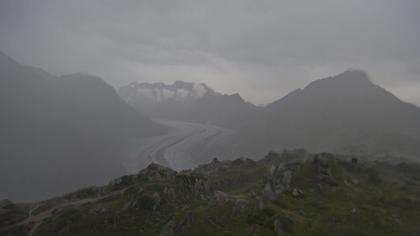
[184, 93, 261, 129]
[0, 52, 165, 201]
[229, 70, 420, 158]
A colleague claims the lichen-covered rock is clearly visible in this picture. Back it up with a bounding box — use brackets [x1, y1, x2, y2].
[274, 219, 286, 236]
[160, 212, 193, 236]
[160, 219, 177, 236]
[313, 156, 338, 186]
[263, 165, 292, 199]
[214, 191, 230, 201]
[163, 187, 177, 200]
[175, 173, 212, 201]
[232, 199, 248, 216]
[152, 192, 161, 211]
[292, 188, 304, 199]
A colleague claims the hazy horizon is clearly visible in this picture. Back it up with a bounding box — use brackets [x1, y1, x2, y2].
[1, 0, 420, 105]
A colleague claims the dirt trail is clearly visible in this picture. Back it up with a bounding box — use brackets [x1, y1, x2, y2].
[9, 189, 125, 236]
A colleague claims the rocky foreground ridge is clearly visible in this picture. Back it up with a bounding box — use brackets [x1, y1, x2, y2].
[1, 150, 420, 236]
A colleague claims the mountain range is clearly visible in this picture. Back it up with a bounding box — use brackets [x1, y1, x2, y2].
[3, 48, 420, 201]
[0, 52, 166, 201]
[120, 70, 420, 162]
[118, 81, 260, 129]
[226, 70, 420, 160]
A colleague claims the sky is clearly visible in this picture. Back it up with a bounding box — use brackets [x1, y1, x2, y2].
[1, 0, 419, 105]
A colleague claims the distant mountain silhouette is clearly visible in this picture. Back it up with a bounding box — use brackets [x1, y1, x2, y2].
[228, 70, 420, 159]
[119, 81, 218, 104]
[119, 81, 260, 129]
[0, 51, 165, 201]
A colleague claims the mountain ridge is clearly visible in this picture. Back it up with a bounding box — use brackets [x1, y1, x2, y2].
[119, 80, 260, 129]
[0, 51, 166, 201]
[218, 70, 420, 161]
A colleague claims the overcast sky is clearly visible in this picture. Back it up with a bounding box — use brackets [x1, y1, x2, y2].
[1, 0, 419, 105]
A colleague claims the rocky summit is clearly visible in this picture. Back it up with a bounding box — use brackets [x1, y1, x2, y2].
[1, 150, 420, 236]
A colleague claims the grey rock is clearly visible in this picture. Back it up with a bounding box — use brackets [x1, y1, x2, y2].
[292, 188, 304, 199]
[160, 219, 177, 236]
[351, 178, 359, 185]
[214, 191, 230, 201]
[139, 163, 177, 182]
[274, 219, 286, 236]
[175, 173, 212, 201]
[160, 212, 193, 236]
[263, 165, 292, 199]
[315, 159, 338, 186]
[152, 192, 161, 211]
[163, 187, 176, 199]
[0, 199, 13, 208]
[232, 199, 248, 216]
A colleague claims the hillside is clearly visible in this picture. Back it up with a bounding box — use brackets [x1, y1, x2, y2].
[1, 150, 420, 236]
[0, 52, 166, 201]
[228, 70, 420, 159]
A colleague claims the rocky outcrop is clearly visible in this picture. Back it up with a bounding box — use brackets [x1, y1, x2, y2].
[138, 163, 177, 182]
[292, 188, 304, 199]
[262, 164, 292, 199]
[163, 187, 177, 200]
[152, 192, 161, 211]
[231, 199, 249, 216]
[0, 200, 27, 228]
[313, 155, 338, 186]
[160, 212, 193, 236]
[214, 191, 230, 202]
[175, 173, 212, 201]
[2, 151, 420, 236]
[274, 219, 286, 236]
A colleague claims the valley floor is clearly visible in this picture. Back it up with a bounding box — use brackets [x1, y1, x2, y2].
[121, 119, 232, 172]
